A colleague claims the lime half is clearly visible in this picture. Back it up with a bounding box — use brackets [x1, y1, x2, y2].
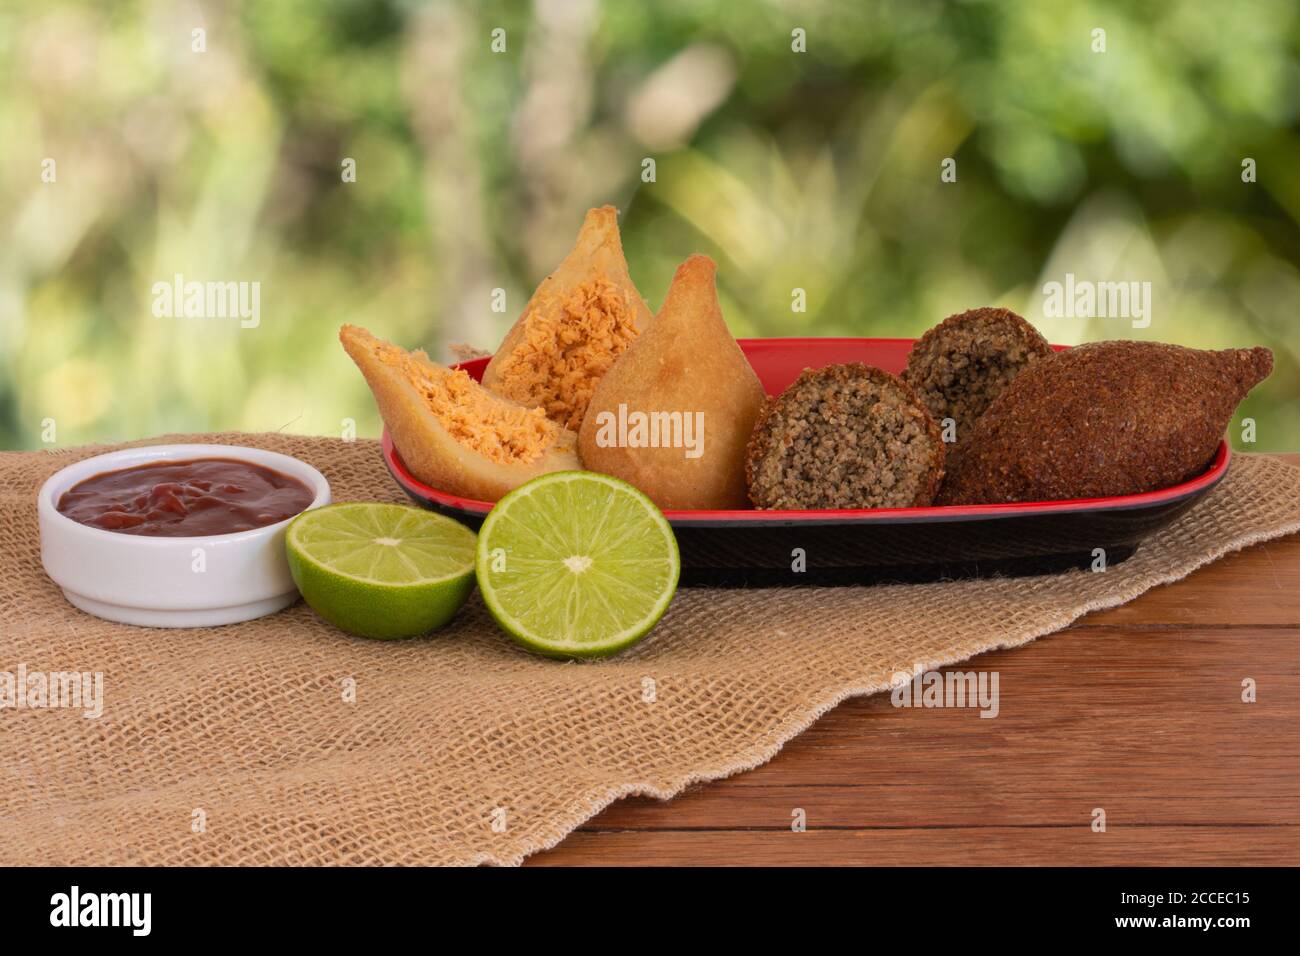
[286, 502, 477, 639]
[475, 472, 680, 659]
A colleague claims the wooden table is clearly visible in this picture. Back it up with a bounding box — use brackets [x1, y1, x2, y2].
[528, 454, 1300, 866]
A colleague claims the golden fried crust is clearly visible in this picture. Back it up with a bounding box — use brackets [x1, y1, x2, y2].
[481, 205, 654, 429]
[577, 254, 767, 510]
[340, 324, 580, 503]
[938, 341, 1274, 504]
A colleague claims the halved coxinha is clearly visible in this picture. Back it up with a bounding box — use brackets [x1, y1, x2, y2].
[341, 205, 653, 502]
[340, 324, 581, 502]
[343, 201, 772, 512]
[481, 204, 653, 431]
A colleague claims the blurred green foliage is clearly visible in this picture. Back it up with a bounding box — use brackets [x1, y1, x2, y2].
[1, 0, 1297, 450]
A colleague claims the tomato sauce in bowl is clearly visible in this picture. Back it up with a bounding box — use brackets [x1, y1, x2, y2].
[56, 457, 316, 537]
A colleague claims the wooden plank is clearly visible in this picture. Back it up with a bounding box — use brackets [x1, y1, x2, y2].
[1080, 454, 1300, 628]
[527, 826, 1300, 866]
[566, 629, 1297, 829]
[1080, 536, 1300, 628]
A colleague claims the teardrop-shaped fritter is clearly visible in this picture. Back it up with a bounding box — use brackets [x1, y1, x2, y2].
[578, 254, 767, 510]
[938, 340, 1273, 504]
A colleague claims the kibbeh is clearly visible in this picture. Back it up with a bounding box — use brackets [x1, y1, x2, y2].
[938, 340, 1274, 504]
[903, 307, 1052, 443]
[341, 324, 581, 502]
[579, 254, 767, 510]
[481, 205, 654, 430]
[746, 364, 945, 510]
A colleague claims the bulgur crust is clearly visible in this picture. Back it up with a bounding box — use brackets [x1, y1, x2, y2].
[937, 340, 1274, 505]
[745, 363, 945, 510]
[902, 307, 1052, 443]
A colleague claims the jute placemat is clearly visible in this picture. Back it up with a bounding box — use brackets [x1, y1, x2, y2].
[3, 433, 1298, 866]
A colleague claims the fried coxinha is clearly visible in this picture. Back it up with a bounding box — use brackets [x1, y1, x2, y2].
[345, 205, 775, 509]
[341, 324, 581, 502]
[481, 205, 654, 431]
[342, 258, 766, 511]
[342, 206, 662, 502]
[580, 254, 767, 510]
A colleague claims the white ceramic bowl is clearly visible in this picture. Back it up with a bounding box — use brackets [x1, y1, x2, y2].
[38, 444, 331, 628]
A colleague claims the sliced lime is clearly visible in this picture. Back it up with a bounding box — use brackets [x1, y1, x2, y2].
[286, 502, 476, 639]
[475, 471, 679, 659]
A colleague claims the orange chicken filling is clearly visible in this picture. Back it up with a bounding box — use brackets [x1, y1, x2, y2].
[373, 341, 561, 466]
[493, 277, 639, 430]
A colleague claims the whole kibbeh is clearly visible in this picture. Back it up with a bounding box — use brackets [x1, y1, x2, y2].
[746, 363, 945, 510]
[938, 340, 1274, 505]
[903, 307, 1052, 443]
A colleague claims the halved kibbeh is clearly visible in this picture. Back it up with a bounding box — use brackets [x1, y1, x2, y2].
[579, 254, 767, 510]
[902, 307, 1052, 443]
[938, 340, 1274, 505]
[481, 205, 654, 431]
[341, 324, 580, 503]
[746, 364, 945, 510]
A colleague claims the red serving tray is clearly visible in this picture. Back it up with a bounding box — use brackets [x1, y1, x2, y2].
[383, 338, 1229, 523]
[381, 338, 1229, 585]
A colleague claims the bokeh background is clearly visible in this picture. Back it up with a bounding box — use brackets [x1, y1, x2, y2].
[2, 0, 1298, 451]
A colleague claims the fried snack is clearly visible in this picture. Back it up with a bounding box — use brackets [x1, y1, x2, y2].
[746, 364, 945, 510]
[938, 340, 1274, 505]
[902, 307, 1052, 443]
[481, 205, 654, 431]
[578, 254, 767, 510]
[341, 324, 580, 502]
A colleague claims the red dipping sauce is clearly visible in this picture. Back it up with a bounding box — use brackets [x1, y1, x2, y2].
[57, 457, 315, 537]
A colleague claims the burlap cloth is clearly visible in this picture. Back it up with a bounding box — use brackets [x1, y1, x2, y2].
[3, 433, 1299, 866]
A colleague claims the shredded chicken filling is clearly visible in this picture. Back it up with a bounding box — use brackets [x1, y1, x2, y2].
[372, 342, 560, 466]
[494, 277, 638, 430]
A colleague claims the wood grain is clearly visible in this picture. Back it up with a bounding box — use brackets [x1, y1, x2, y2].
[530, 827, 1300, 866]
[526, 454, 1300, 866]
